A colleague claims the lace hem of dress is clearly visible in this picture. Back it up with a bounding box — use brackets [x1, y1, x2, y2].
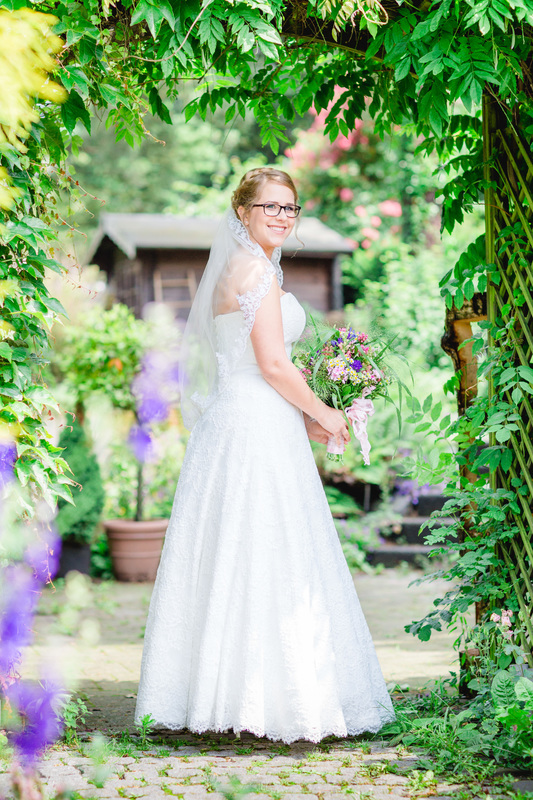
[133, 711, 395, 744]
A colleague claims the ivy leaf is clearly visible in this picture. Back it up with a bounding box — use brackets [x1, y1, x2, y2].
[40, 295, 68, 318]
[0, 342, 12, 362]
[148, 89, 172, 124]
[60, 65, 90, 99]
[25, 385, 60, 412]
[61, 90, 91, 134]
[130, 0, 169, 38]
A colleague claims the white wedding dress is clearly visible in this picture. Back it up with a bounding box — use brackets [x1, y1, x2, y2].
[135, 288, 395, 743]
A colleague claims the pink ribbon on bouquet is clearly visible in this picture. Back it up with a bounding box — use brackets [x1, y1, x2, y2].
[346, 388, 375, 465]
[326, 388, 375, 465]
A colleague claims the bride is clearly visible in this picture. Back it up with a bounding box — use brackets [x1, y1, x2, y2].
[135, 167, 395, 742]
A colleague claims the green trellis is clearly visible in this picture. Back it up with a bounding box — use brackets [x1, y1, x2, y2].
[484, 95, 533, 662]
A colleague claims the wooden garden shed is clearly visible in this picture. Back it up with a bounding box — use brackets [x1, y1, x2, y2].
[86, 213, 353, 319]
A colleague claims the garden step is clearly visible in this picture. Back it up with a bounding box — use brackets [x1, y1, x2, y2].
[416, 493, 448, 516]
[397, 515, 455, 544]
[366, 543, 440, 569]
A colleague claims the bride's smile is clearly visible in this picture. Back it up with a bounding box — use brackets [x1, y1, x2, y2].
[239, 181, 297, 258]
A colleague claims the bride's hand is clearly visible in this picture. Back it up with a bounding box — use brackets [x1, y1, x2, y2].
[304, 418, 330, 445]
[317, 407, 350, 446]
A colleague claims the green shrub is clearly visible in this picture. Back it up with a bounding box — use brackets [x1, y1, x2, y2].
[56, 420, 104, 545]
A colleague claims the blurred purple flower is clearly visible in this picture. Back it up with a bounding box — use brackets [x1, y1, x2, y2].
[0, 566, 40, 676]
[133, 354, 171, 425]
[6, 679, 63, 764]
[396, 478, 419, 501]
[350, 359, 363, 372]
[0, 441, 16, 485]
[137, 391, 168, 425]
[169, 363, 185, 387]
[24, 526, 61, 584]
[128, 425, 153, 463]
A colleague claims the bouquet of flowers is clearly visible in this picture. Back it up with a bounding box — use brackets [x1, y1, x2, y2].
[294, 321, 394, 464]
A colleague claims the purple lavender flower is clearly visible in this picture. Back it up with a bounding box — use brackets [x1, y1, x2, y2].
[350, 359, 363, 372]
[133, 354, 170, 425]
[24, 525, 61, 584]
[0, 565, 40, 676]
[137, 392, 168, 425]
[6, 679, 63, 764]
[0, 441, 16, 485]
[128, 425, 153, 463]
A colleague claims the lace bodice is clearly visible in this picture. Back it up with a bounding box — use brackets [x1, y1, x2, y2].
[214, 292, 306, 376]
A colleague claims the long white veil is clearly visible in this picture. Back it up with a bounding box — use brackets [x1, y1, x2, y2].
[178, 211, 283, 430]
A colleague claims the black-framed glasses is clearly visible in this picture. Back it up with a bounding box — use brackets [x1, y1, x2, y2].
[252, 202, 301, 218]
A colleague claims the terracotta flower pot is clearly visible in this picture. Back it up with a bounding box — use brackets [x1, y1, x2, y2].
[103, 518, 168, 582]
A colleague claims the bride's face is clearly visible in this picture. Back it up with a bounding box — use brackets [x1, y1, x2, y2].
[239, 181, 297, 258]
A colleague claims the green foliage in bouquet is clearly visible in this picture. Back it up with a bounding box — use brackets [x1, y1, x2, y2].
[56, 419, 104, 545]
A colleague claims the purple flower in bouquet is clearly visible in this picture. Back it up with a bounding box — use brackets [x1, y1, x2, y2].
[0, 565, 40, 676]
[350, 359, 363, 372]
[6, 679, 63, 764]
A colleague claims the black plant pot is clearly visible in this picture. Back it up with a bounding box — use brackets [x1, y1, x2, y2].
[57, 540, 92, 578]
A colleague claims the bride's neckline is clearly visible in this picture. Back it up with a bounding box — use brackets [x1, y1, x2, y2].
[214, 292, 293, 321]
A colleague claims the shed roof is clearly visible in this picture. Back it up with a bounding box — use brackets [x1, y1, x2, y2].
[86, 212, 354, 263]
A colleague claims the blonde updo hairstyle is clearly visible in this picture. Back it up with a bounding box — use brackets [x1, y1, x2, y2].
[232, 167, 298, 220]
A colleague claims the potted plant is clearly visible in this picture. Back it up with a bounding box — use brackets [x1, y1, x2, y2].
[54, 303, 181, 581]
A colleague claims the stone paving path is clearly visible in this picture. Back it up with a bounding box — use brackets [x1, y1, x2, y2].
[8, 734, 462, 800]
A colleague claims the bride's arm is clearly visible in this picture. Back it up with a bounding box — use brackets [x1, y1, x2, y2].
[249, 282, 349, 443]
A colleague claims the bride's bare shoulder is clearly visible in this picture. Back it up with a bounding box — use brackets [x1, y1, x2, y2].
[229, 250, 273, 295]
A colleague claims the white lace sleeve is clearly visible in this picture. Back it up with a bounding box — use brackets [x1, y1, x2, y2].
[236, 264, 275, 336]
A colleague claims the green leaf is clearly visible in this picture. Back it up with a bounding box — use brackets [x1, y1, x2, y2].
[500, 449, 513, 472]
[0, 342, 12, 362]
[131, 0, 165, 38]
[60, 65, 90, 99]
[430, 401, 442, 422]
[395, 58, 411, 82]
[515, 677, 533, 708]
[495, 428, 511, 443]
[25, 385, 60, 411]
[41, 295, 68, 317]
[61, 90, 91, 135]
[491, 670, 516, 708]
